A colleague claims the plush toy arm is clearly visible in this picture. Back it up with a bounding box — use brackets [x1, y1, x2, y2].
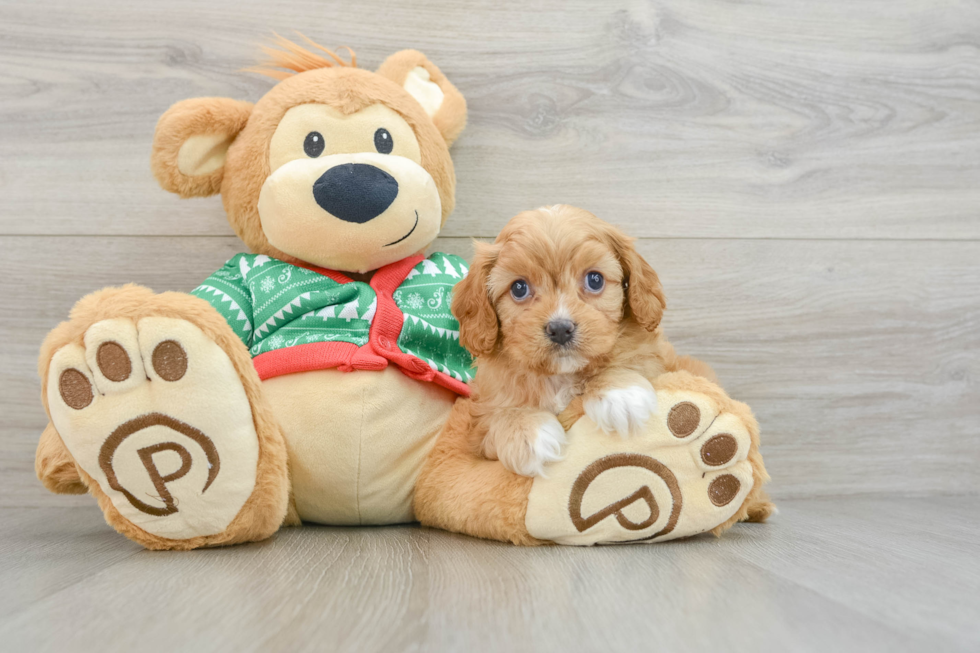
[36, 421, 87, 495]
[558, 396, 586, 430]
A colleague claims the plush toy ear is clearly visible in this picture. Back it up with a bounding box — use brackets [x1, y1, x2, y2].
[376, 50, 467, 146]
[452, 242, 500, 357]
[151, 97, 253, 198]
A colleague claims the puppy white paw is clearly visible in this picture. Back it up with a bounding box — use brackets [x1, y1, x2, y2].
[585, 384, 658, 437]
[493, 416, 567, 478]
[527, 418, 567, 476]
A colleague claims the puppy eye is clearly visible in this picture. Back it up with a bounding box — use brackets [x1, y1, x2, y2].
[510, 279, 531, 301]
[585, 271, 605, 293]
[304, 132, 325, 158]
[374, 128, 393, 154]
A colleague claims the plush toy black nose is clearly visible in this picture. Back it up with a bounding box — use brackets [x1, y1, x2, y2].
[545, 319, 576, 345]
[312, 163, 399, 223]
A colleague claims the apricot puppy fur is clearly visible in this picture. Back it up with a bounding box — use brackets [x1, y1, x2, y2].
[452, 204, 719, 477]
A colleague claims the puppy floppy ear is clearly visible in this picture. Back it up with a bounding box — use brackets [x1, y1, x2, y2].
[376, 50, 467, 146]
[151, 97, 253, 198]
[452, 242, 500, 357]
[606, 227, 666, 331]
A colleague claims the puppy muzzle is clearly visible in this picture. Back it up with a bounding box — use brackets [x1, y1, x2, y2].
[545, 319, 576, 346]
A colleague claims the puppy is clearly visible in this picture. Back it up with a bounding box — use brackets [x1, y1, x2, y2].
[451, 204, 716, 477]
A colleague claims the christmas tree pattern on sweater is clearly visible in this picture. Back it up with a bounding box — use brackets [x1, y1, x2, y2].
[394, 253, 472, 383]
[192, 252, 473, 385]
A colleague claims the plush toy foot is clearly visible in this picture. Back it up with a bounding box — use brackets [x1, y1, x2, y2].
[525, 371, 767, 545]
[42, 289, 288, 550]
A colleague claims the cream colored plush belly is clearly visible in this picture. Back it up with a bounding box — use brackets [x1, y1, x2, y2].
[262, 367, 455, 525]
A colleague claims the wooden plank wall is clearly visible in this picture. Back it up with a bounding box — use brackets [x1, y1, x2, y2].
[2, 0, 978, 507]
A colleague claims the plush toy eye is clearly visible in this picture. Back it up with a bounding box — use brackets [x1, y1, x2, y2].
[374, 128, 393, 154]
[510, 279, 531, 301]
[304, 131, 324, 158]
[585, 271, 605, 293]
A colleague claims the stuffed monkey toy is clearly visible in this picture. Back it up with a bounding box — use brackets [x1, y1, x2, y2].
[35, 36, 769, 549]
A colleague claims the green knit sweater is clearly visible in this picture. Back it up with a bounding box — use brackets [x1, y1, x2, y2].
[191, 252, 473, 394]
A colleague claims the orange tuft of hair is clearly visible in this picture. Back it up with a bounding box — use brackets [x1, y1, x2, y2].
[246, 32, 356, 80]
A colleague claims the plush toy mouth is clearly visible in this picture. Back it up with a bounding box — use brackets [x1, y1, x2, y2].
[384, 210, 419, 247]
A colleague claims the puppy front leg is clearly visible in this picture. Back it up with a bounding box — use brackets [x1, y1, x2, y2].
[482, 408, 566, 478]
[583, 369, 657, 437]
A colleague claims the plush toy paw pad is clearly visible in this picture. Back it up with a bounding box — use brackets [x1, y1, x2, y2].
[667, 401, 700, 437]
[47, 317, 259, 540]
[525, 379, 756, 545]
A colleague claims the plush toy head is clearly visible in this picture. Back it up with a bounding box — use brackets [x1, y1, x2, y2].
[151, 36, 466, 273]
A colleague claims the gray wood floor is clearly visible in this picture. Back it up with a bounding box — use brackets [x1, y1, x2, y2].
[1, 498, 977, 652]
[1, 0, 978, 651]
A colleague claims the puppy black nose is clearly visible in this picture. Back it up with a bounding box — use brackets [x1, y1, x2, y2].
[545, 319, 576, 345]
[312, 163, 398, 223]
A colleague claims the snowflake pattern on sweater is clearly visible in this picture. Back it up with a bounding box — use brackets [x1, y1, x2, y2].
[192, 252, 474, 384]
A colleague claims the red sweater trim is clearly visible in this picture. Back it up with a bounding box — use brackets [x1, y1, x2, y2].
[251, 256, 471, 397]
